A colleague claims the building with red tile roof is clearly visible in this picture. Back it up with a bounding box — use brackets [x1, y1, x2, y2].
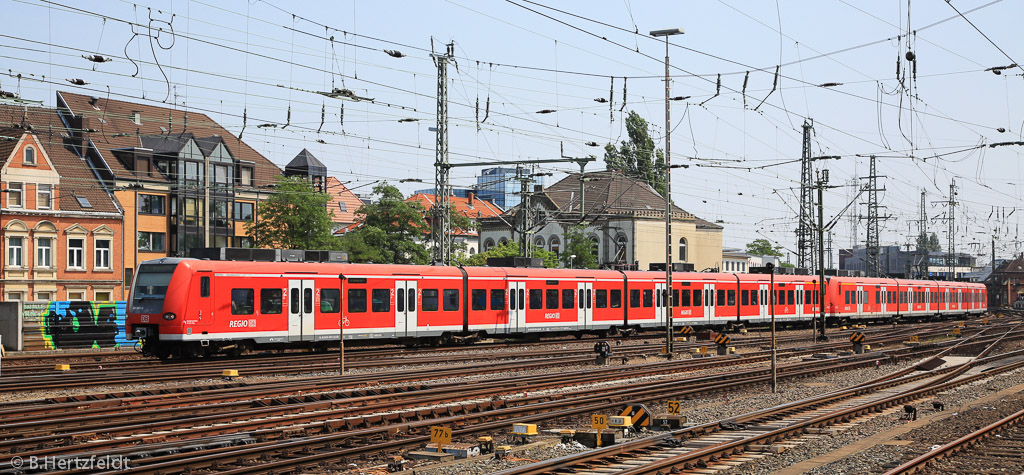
[0, 104, 125, 301]
[406, 192, 502, 256]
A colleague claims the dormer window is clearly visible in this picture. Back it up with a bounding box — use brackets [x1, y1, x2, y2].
[24, 146, 35, 165]
[131, 111, 141, 125]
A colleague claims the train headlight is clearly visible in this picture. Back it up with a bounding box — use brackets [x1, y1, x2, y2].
[162, 312, 177, 321]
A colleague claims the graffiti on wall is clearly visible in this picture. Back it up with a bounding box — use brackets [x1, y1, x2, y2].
[23, 301, 130, 350]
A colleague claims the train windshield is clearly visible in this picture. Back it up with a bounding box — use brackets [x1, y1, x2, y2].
[131, 263, 177, 313]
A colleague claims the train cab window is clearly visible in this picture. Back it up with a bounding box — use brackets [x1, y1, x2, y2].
[347, 289, 367, 313]
[472, 289, 487, 310]
[672, 290, 679, 307]
[200, 276, 210, 297]
[319, 289, 339, 313]
[230, 289, 254, 315]
[611, 289, 622, 308]
[680, 289, 691, 307]
[629, 289, 641, 308]
[443, 289, 459, 311]
[694, 289, 702, 307]
[261, 288, 283, 314]
[422, 289, 439, 311]
[727, 290, 736, 306]
[787, 290, 794, 306]
[643, 289, 653, 307]
[304, 288, 314, 314]
[717, 289, 726, 307]
[596, 289, 608, 308]
[564, 289, 575, 309]
[529, 289, 543, 309]
[372, 289, 391, 312]
[742, 290, 749, 306]
[491, 289, 505, 310]
[546, 289, 559, 309]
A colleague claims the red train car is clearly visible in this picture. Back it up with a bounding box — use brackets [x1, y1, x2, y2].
[127, 258, 987, 358]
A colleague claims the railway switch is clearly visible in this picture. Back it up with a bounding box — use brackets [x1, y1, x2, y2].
[511, 423, 537, 444]
[850, 331, 866, 354]
[594, 341, 612, 365]
[477, 436, 494, 454]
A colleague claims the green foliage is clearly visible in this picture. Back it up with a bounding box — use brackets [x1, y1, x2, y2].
[928, 232, 942, 252]
[604, 111, 666, 197]
[460, 240, 560, 268]
[746, 238, 783, 257]
[562, 225, 598, 269]
[780, 262, 795, 268]
[245, 176, 341, 250]
[339, 183, 430, 264]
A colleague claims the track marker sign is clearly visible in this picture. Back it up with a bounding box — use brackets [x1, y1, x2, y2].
[592, 414, 608, 446]
[667, 400, 681, 415]
[430, 426, 452, 453]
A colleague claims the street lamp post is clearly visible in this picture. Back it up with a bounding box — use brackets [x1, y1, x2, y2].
[569, 254, 576, 269]
[767, 262, 777, 393]
[650, 27, 684, 357]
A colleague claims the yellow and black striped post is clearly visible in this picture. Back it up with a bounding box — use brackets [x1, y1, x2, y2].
[715, 333, 730, 356]
[850, 331, 865, 354]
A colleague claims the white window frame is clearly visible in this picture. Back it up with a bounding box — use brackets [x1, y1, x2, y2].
[7, 236, 24, 267]
[94, 238, 111, 270]
[8, 182, 23, 208]
[36, 236, 52, 268]
[94, 290, 112, 301]
[37, 184, 52, 210]
[35, 291, 52, 301]
[67, 237, 85, 269]
[67, 290, 85, 300]
[6, 292, 24, 301]
[24, 146, 35, 165]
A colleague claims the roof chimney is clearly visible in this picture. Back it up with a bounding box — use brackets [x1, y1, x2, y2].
[468, 191, 474, 206]
[534, 184, 543, 193]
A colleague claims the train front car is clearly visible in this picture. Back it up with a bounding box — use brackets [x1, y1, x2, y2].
[127, 257, 190, 358]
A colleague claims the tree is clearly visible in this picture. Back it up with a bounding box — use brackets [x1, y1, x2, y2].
[460, 240, 560, 268]
[927, 232, 942, 252]
[562, 225, 599, 269]
[604, 111, 666, 197]
[746, 238, 783, 257]
[245, 176, 341, 250]
[339, 183, 430, 264]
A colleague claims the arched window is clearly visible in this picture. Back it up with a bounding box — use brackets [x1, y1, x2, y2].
[679, 237, 688, 262]
[483, 238, 495, 252]
[549, 236, 560, 255]
[23, 146, 35, 165]
[469, 247, 476, 255]
[534, 236, 545, 249]
[499, 237, 509, 245]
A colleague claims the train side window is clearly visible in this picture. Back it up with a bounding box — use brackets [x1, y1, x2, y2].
[231, 289, 254, 315]
[787, 290, 794, 306]
[844, 291, 849, 305]
[304, 288, 313, 314]
[520, 289, 526, 310]
[491, 289, 505, 310]
[200, 276, 210, 297]
[610, 289, 622, 308]
[529, 289, 543, 309]
[813, 290, 819, 305]
[347, 289, 367, 313]
[261, 288, 283, 314]
[472, 289, 487, 310]
[643, 289, 653, 307]
[741, 290, 749, 306]
[408, 290, 416, 312]
[565, 289, 577, 309]
[291, 288, 299, 314]
[372, 289, 390, 312]
[804, 290, 811, 305]
[717, 289, 726, 307]
[629, 289, 641, 308]
[319, 289, 339, 313]
[671, 290, 679, 307]
[727, 290, 736, 306]
[422, 289, 439, 311]
[596, 289, 608, 308]
[693, 289, 702, 307]
[586, 289, 592, 309]
[443, 289, 459, 311]
[777, 290, 785, 306]
[546, 289, 559, 309]
[397, 289, 405, 312]
[656, 289, 662, 307]
[751, 289, 758, 306]
[680, 289, 691, 307]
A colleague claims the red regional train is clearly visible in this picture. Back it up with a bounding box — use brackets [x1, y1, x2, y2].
[127, 258, 987, 358]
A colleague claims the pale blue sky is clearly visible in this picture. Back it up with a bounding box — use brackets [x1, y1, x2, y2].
[3, 0, 1022, 263]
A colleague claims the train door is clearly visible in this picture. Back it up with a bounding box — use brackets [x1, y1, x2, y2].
[395, 280, 418, 338]
[759, 283, 770, 322]
[795, 284, 804, 321]
[703, 283, 716, 323]
[197, 273, 213, 327]
[925, 288, 931, 313]
[288, 279, 314, 341]
[655, 283, 667, 327]
[508, 281, 526, 333]
[856, 284, 864, 317]
[577, 282, 593, 331]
